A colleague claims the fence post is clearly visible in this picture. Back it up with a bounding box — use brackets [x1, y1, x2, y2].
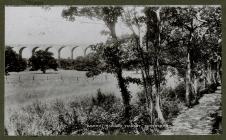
[47, 76, 48, 80]
[33, 75, 34, 81]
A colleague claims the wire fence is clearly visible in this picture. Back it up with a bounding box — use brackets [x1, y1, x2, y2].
[5, 74, 111, 84]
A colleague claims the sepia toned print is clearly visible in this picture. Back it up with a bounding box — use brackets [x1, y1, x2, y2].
[4, 5, 222, 135]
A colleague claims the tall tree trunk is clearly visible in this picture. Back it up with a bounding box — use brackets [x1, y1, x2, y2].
[155, 92, 165, 122]
[154, 8, 165, 123]
[185, 52, 191, 107]
[135, 35, 154, 122]
[191, 75, 198, 104]
[116, 68, 131, 123]
[218, 60, 222, 84]
[206, 62, 212, 86]
[123, 9, 155, 122]
[185, 22, 195, 107]
[144, 7, 165, 123]
[214, 58, 221, 85]
[108, 22, 131, 123]
[154, 57, 165, 123]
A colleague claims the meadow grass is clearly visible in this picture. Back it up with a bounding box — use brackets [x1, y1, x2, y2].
[5, 70, 182, 135]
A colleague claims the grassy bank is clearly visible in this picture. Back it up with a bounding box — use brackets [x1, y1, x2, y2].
[5, 87, 185, 136]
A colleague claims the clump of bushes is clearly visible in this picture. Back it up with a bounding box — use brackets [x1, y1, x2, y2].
[135, 82, 186, 126]
[6, 84, 192, 136]
[6, 90, 124, 136]
[160, 82, 186, 122]
[5, 47, 27, 74]
[91, 89, 120, 111]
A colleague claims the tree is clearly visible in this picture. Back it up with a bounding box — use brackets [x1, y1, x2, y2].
[5, 46, 27, 74]
[62, 6, 132, 123]
[144, 7, 166, 123]
[121, 7, 157, 123]
[121, 7, 168, 123]
[154, 6, 221, 108]
[58, 53, 102, 71]
[200, 6, 222, 85]
[61, 5, 221, 124]
[29, 50, 58, 73]
[167, 6, 222, 107]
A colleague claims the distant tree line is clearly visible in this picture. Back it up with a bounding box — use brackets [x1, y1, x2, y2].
[5, 48, 58, 74]
[59, 52, 135, 71]
[5, 47, 106, 73]
[59, 53, 101, 71]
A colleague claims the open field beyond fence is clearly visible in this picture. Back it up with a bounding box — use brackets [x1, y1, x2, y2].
[5, 70, 144, 107]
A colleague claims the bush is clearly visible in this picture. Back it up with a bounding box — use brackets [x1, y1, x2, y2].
[136, 91, 147, 106]
[174, 82, 186, 102]
[8, 89, 177, 136]
[91, 89, 119, 112]
[160, 83, 185, 122]
[136, 85, 185, 126]
[161, 99, 183, 123]
[5, 47, 27, 73]
[29, 50, 58, 73]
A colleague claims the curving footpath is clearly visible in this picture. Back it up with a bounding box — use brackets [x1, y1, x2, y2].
[161, 86, 222, 135]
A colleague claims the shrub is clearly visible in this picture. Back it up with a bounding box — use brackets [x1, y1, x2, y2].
[5, 47, 27, 73]
[8, 88, 183, 135]
[29, 50, 58, 73]
[136, 90, 147, 106]
[91, 89, 119, 112]
[136, 85, 185, 125]
[174, 82, 186, 102]
[161, 98, 182, 123]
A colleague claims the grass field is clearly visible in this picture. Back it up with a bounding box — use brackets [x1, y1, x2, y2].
[5, 70, 143, 106]
[5, 69, 182, 135]
[5, 70, 142, 120]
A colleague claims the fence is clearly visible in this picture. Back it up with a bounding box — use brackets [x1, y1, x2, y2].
[5, 74, 110, 84]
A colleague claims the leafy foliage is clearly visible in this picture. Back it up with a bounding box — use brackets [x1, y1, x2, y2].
[5, 46, 27, 74]
[29, 50, 58, 73]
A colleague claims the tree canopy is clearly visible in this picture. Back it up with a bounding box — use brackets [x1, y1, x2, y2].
[29, 50, 58, 73]
[61, 5, 221, 123]
[5, 46, 27, 74]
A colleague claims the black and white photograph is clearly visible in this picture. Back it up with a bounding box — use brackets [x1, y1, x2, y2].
[4, 5, 222, 136]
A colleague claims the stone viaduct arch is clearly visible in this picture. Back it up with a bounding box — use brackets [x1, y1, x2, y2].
[58, 46, 66, 60]
[45, 46, 52, 52]
[84, 45, 94, 56]
[13, 45, 85, 60]
[32, 47, 40, 56]
[19, 47, 27, 58]
[71, 46, 79, 59]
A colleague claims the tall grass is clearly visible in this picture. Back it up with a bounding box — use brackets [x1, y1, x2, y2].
[6, 82, 200, 136]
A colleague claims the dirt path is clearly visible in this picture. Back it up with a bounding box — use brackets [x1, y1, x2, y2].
[161, 86, 222, 135]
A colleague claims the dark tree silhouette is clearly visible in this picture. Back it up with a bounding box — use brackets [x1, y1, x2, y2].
[62, 6, 132, 123]
[5, 46, 27, 74]
[29, 50, 58, 73]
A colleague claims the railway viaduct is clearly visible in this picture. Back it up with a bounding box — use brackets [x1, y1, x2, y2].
[12, 45, 94, 60]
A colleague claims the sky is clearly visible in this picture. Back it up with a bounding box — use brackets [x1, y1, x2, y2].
[5, 5, 219, 59]
[5, 6, 130, 58]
